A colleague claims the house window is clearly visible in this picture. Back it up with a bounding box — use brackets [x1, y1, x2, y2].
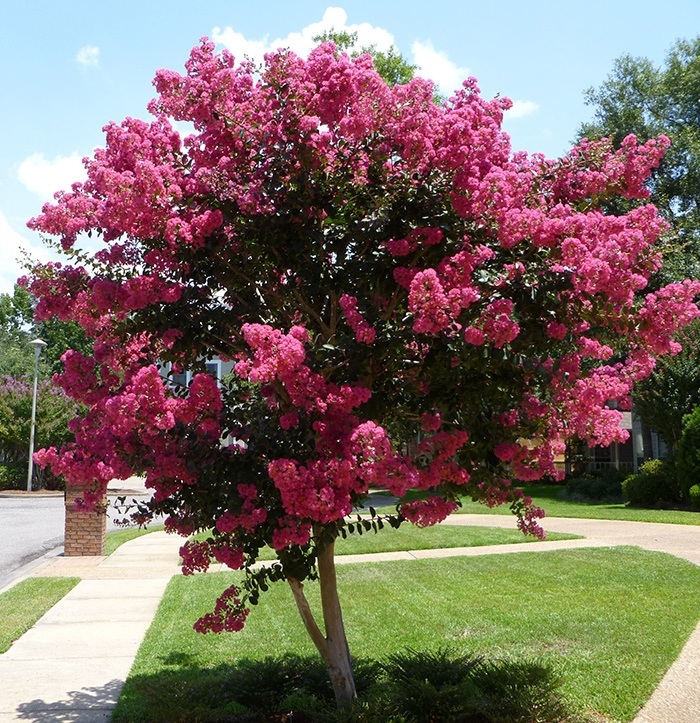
[204, 360, 222, 386]
[164, 359, 222, 390]
[170, 370, 191, 389]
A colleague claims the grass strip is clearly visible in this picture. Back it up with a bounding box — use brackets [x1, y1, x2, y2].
[374, 485, 700, 525]
[0, 577, 80, 654]
[105, 525, 164, 556]
[114, 546, 700, 722]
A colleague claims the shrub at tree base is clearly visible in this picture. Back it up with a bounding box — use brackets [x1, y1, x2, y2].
[622, 459, 680, 507]
[23, 40, 700, 704]
[115, 650, 578, 723]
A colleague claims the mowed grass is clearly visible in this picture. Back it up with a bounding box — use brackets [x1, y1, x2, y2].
[249, 522, 579, 560]
[114, 546, 700, 722]
[105, 524, 165, 556]
[373, 485, 700, 525]
[0, 578, 80, 654]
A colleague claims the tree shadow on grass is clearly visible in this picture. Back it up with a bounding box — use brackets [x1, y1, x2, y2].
[111, 649, 597, 722]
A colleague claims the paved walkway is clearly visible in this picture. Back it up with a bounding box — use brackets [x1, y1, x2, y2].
[0, 515, 698, 722]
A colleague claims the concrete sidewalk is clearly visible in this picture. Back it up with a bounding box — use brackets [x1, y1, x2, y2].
[0, 533, 181, 722]
[0, 517, 698, 722]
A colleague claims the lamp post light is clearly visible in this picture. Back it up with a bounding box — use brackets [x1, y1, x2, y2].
[27, 338, 47, 492]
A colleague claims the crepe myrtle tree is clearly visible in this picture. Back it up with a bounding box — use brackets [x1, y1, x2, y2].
[23, 40, 700, 705]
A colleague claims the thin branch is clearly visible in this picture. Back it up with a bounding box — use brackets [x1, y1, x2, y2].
[287, 577, 329, 664]
[292, 288, 333, 338]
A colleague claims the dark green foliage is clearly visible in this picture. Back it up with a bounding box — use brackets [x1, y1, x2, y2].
[622, 458, 680, 507]
[0, 461, 25, 489]
[0, 285, 36, 378]
[114, 650, 581, 722]
[0, 284, 93, 378]
[36, 316, 92, 376]
[562, 470, 624, 503]
[633, 321, 700, 448]
[675, 405, 700, 500]
[689, 484, 700, 510]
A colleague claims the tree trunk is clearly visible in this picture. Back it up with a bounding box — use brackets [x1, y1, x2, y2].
[288, 535, 357, 707]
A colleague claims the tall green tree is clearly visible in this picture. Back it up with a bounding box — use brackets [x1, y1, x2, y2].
[0, 284, 91, 377]
[632, 321, 700, 448]
[579, 37, 700, 283]
[0, 285, 36, 377]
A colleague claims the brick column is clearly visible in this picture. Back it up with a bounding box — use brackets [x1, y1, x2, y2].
[64, 484, 107, 556]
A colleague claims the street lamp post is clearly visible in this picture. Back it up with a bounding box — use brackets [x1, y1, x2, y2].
[26, 338, 47, 492]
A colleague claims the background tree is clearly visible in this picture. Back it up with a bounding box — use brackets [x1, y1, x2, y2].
[632, 320, 700, 448]
[0, 284, 91, 377]
[0, 377, 77, 489]
[24, 40, 698, 705]
[579, 36, 700, 283]
[0, 285, 36, 377]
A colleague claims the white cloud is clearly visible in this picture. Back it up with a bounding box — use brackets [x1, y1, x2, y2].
[213, 6, 395, 67]
[0, 213, 50, 295]
[505, 100, 539, 120]
[76, 45, 100, 67]
[411, 39, 469, 94]
[17, 153, 87, 202]
[213, 8, 473, 95]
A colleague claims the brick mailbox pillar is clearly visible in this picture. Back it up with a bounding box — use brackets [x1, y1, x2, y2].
[64, 484, 107, 556]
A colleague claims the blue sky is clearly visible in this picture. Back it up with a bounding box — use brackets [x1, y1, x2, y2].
[1, 0, 699, 294]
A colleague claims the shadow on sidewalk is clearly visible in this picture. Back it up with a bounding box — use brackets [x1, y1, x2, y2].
[14, 678, 123, 722]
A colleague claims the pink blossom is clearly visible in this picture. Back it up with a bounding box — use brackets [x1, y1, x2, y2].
[339, 294, 376, 344]
[420, 412, 442, 432]
[401, 496, 459, 527]
[546, 322, 567, 340]
[280, 412, 300, 430]
[463, 327, 485, 345]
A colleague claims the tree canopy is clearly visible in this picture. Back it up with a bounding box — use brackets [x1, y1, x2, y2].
[23, 40, 699, 704]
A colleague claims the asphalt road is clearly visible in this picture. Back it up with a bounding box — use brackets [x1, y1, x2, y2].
[0, 493, 147, 591]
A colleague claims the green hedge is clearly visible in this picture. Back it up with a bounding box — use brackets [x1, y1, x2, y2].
[622, 459, 680, 507]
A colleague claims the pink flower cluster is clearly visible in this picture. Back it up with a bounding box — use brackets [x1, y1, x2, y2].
[180, 539, 213, 575]
[401, 496, 460, 527]
[480, 298, 520, 349]
[215, 484, 268, 535]
[193, 584, 250, 634]
[339, 294, 376, 344]
[36, 364, 224, 504]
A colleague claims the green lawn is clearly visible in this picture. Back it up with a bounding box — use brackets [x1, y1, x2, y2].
[249, 522, 579, 560]
[105, 525, 165, 555]
[113, 546, 700, 722]
[372, 485, 700, 525]
[0, 578, 80, 654]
